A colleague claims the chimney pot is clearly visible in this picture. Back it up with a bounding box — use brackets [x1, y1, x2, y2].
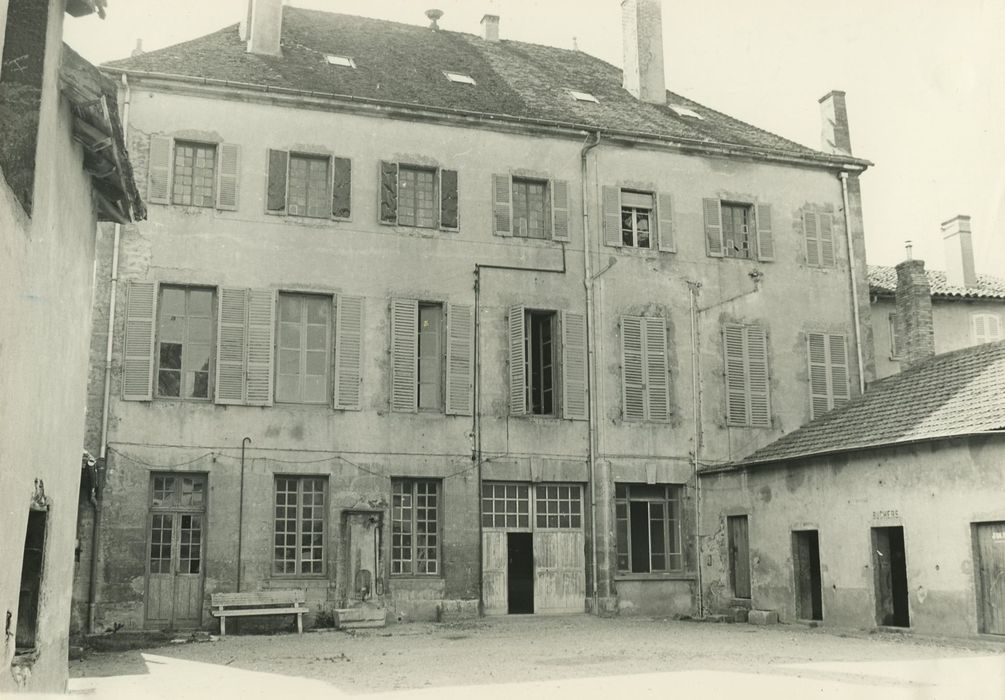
[819, 90, 853, 156]
[131, 39, 144, 58]
[426, 9, 444, 30]
[895, 258, 935, 366]
[941, 214, 977, 288]
[481, 14, 500, 42]
[247, 0, 283, 56]
[621, 0, 666, 104]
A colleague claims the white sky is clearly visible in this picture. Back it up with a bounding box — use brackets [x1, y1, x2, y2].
[64, 0, 1005, 274]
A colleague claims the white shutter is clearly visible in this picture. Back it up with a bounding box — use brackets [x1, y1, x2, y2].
[147, 136, 173, 205]
[550, 180, 571, 242]
[603, 186, 622, 247]
[334, 294, 364, 410]
[508, 304, 527, 415]
[245, 289, 275, 406]
[621, 316, 645, 421]
[807, 332, 830, 419]
[704, 198, 724, 257]
[755, 204, 774, 261]
[656, 192, 675, 252]
[820, 213, 835, 267]
[122, 282, 157, 400]
[215, 143, 241, 211]
[747, 326, 770, 427]
[644, 317, 670, 422]
[723, 324, 747, 425]
[390, 298, 418, 412]
[988, 315, 1003, 341]
[445, 303, 474, 416]
[493, 174, 513, 236]
[804, 211, 820, 266]
[215, 287, 247, 404]
[561, 311, 587, 420]
[829, 334, 850, 406]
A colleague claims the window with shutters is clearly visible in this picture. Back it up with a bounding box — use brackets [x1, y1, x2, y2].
[273, 476, 326, 576]
[171, 141, 216, 207]
[266, 149, 351, 220]
[723, 323, 771, 427]
[379, 161, 457, 230]
[615, 484, 683, 574]
[156, 286, 215, 400]
[802, 210, 836, 267]
[888, 313, 903, 360]
[391, 479, 440, 575]
[807, 332, 850, 419]
[971, 313, 1003, 345]
[512, 177, 551, 239]
[397, 166, 438, 228]
[621, 316, 670, 422]
[526, 310, 557, 415]
[603, 186, 675, 251]
[493, 174, 570, 242]
[147, 136, 240, 210]
[508, 306, 586, 420]
[704, 198, 773, 261]
[620, 191, 653, 248]
[276, 293, 331, 404]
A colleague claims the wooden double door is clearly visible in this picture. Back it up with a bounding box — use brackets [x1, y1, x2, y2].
[975, 522, 1005, 635]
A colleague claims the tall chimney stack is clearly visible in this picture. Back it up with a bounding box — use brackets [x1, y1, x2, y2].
[247, 0, 283, 57]
[481, 14, 499, 42]
[895, 258, 935, 367]
[941, 215, 978, 288]
[621, 0, 666, 104]
[819, 90, 853, 156]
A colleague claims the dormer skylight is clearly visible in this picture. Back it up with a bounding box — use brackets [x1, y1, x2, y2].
[670, 104, 703, 119]
[569, 90, 599, 103]
[325, 55, 357, 68]
[444, 71, 476, 85]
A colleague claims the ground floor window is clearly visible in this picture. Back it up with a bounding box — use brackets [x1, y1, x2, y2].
[16, 508, 47, 652]
[391, 479, 440, 575]
[273, 476, 326, 575]
[615, 483, 683, 573]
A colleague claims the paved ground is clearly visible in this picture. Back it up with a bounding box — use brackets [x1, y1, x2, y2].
[68, 615, 1005, 699]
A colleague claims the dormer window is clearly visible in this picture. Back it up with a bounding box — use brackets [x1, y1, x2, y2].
[670, 104, 703, 119]
[325, 55, 356, 68]
[443, 71, 476, 85]
[569, 90, 598, 103]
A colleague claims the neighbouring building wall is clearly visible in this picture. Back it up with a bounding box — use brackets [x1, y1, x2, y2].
[0, 0, 100, 692]
[699, 434, 1005, 637]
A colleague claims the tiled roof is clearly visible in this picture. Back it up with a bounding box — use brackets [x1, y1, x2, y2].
[868, 264, 1005, 300]
[101, 7, 866, 168]
[713, 340, 1005, 470]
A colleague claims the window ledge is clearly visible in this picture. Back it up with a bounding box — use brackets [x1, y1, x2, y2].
[615, 572, 695, 582]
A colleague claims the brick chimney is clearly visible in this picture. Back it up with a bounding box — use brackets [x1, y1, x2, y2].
[941, 215, 977, 288]
[819, 90, 853, 156]
[246, 0, 283, 57]
[621, 0, 666, 104]
[895, 259, 935, 366]
[481, 14, 499, 42]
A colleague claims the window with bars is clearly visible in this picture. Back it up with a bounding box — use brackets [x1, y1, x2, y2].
[481, 482, 530, 528]
[807, 332, 850, 419]
[172, 141, 216, 207]
[723, 323, 771, 427]
[535, 484, 582, 529]
[156, 286, 215, 400]
[391, 479, 440, 575]
[615, 484, 683, 574]
[273, 477, 326, 575]
[620, 190, 653, 248]
[276, 293, 331, 404]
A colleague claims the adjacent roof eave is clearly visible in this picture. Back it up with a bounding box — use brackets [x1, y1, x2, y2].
[102, 66, 872, 173]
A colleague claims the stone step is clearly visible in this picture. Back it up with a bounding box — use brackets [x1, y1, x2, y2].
[333, 607, 387, 629]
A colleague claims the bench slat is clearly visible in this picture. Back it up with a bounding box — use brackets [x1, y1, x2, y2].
[211, 607, 304, 617]
[211, 590, 306, 606]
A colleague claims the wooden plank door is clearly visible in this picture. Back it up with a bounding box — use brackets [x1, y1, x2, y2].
[976, 522, 1005, 634]
[482, 531, 508, 615]
[533, 530, 586, 614]
[728, 515, 751, 599]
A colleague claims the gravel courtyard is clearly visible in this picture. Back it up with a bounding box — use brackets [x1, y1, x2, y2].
[69, 615, 1005, 699]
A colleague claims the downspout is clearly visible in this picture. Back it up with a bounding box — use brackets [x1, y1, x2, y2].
[687, 281, 704, 617]
[579, 131, 601, 612]
[89, 73, 130, 634]
[840, 172, 866, 394]
[237, 437, 251, 591]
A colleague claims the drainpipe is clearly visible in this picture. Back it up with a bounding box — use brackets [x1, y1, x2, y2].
[840, 172, 866, 394]
[687, 281, 704, 617]
[237, 437, 251, 591]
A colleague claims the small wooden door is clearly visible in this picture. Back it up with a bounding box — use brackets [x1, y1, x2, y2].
[482, 531, 508, 615]
[533, 530, 586, 614]
[793, 530, 822, 621]
[728, 515, 751, 599]
[975, 522, 1005, 634]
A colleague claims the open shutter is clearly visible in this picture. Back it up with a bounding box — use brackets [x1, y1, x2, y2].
[508, 304, 527, 415]
[704, 198, 724, 257]
[747, 326, 770, 427]
[644, 317, 669, 422]
[656, 192, 675, 252]
[215, 288, 247, 404]
[819, 213, 835, 267]
[122, 281, 157, 400]
[973, 315, 987, 343]
[266, 149, 288, 213]
[989, 316, 1003, 341]
[621, 316, 645, 421]
[603, 186, 622, 247]
[807, 332, 830, 419]
[331, 156, 352, 220]
[147, 136, 173, 205]
[492, 174, 512, 236]
[390, 298, 418, 412]
[245, 289, 275, 406]
[561, 311, 587, 420]
[550, 180, 571, 242]
[829, 333, 850, 406]
[379, 161, 399, 225]
[440, 169, 459, 230]
[445, 303, 474, 415]
[723, 324, 747, 425]
[334, 294, 364, 410]
[803, 211, 820, 266]
[216, 143, 241, 210]
[755, 204, 774, 261]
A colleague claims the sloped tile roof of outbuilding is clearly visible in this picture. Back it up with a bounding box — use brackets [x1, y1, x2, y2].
[712, 340, 1005, 470]
[101, 7, 865, 167]
[868, 264, 1005, 300]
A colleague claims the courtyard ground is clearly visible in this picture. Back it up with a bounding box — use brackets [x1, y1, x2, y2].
[68, 615, 1005, 699]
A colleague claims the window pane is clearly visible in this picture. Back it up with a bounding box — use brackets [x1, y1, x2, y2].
[418, 304, 443, 410]
[512, 178, 549, 239]
[157, 287, 215, 400]
[288, 155, 329, 218]
[172, 142, 216, 208]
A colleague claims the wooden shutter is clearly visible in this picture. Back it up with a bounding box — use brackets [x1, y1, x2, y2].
[122, 281, 157, 400]
[973, 315, 988, 343]
[807, 332, 830, 419]
[445, 303, 474, 415]
[334, 294, 364, 410]
[245, 289, 275, 406]
[656, 192, 675, 252]
[492, 174, 512, 236]
[215, 287, 248, 405]
[989, 316, 1003, 341]
[621, 316, 645, 421]
[829, 334, 850, 406]
[723, 324, 747, 425]
[216, 143, 241, 210]
[331, 156, 352, 220]
[747, 326, 770, 427]
[803, 211, 820, 266]
[550, 179, 571, 242]
[644, 317, 670, 422]
[755, 204, 774, 261]
[266, 149, 288, 213]
[704, 198, 724, 257]
[440, 169, 459, 230]
[603, 186, 622, 247]
[390, 298, 418, 412]
[819, 213, 835, 267]
[508, 304, 527, 415]
[561, 311, 587, 420]
[379, 161, 399, 225]
[147, 136, 173, 205]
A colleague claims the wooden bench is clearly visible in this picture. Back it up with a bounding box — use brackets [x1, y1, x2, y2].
[210, 590, 306, 635]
